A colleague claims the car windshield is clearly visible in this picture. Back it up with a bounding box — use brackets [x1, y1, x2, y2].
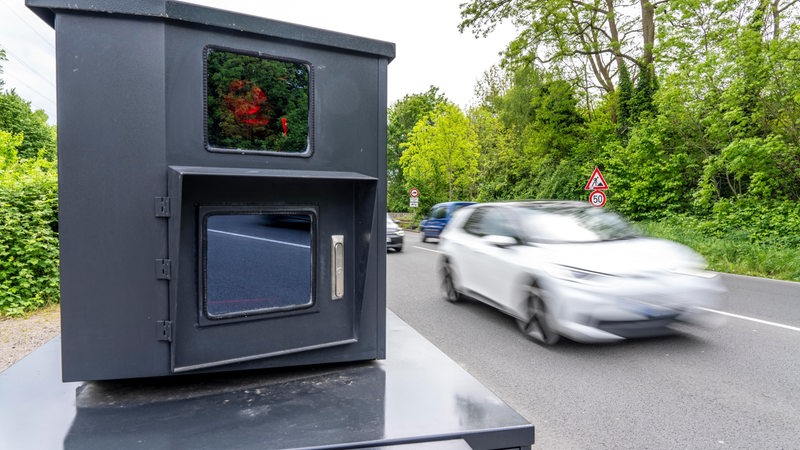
[517, 206, 639, 243]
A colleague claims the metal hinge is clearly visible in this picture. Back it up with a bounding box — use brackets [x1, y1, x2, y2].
[157, 320, 173, 342]
[155, 259, 172, 280]
[155, 197, 171, 217]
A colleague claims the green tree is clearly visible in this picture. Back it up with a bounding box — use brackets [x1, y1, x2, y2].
[0, 90, 56, 160]
[0, 130, 59, 316]
[386, 87, 448, 211]
[473, 64, 512, 112]
[0, 48, 6, 90]
[605, 115, 701, 220]
[468, 105, 515, 201]
[616, 62, 634, 139]
[399, 104, 479, 213]
[631, 63, 657, 120]
[459, 0, 658, 122]
[696, 136, 800, 204]
[487, 65, 587, 200]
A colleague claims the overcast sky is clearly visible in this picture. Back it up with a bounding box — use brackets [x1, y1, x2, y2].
[0, 0, 516, 124]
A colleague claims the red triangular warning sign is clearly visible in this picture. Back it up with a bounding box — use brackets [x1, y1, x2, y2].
[584, 166, 609, 190]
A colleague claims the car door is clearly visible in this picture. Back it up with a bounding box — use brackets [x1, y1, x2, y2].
[426, 205, 447, 237]
[454, 207, 488, 294]
[469, 207, 524, 310]
[455, 207, 516, 306]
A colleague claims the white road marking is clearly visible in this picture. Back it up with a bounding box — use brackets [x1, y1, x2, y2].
[699, 307, 800, 333]
[209, 229, 310, 249]
[413, 246, 442, 254]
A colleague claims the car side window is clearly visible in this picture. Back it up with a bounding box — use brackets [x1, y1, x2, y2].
[432, 206, 447, 219]
[482, 208, 515, 238]
[463, 208, 487, 236]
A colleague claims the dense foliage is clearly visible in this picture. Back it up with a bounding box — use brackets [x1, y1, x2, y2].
[387, 87, 448, 212]
[0, 90, 56, 160]
[388, 0, 800, 280]
[399, 103, 479, 214]
[1, 50, 60, 316]
[0, 130, 59, 316]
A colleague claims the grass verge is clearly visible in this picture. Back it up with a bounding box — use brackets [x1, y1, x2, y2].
[639, 220, 800, 282]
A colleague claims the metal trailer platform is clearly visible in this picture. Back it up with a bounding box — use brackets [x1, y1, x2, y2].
[0, 312, 533, 449]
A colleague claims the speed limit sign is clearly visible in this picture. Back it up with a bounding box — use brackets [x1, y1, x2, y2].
[589, 190, 607, 207]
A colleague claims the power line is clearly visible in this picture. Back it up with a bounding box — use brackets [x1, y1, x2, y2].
[4, 71, 56, 110]
[0, 45, 56, 90]
[0, 0, 55, 52]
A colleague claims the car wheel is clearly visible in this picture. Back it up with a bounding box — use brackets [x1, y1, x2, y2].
[441, 261, 461, 303]
[421, 230, 427, 243]
[517, 282, 560, 345]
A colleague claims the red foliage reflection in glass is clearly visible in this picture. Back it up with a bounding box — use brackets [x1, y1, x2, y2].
[224, 79, 271, 126]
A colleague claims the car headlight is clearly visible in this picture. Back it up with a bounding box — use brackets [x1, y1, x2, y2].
[545, 264, 613, 283]
[396, 229, 404, 236]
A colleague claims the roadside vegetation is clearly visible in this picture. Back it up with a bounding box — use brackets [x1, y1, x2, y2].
[388, 0, 800, 283]
[2, 0, 800, 316]
[640, 217, 800, 282]
[0, 49, 59, 317]
[0, 131, 58, 316]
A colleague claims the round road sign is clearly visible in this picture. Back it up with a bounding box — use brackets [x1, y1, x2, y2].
[409, 188, 419, 198]
[589, 190, 607, 207]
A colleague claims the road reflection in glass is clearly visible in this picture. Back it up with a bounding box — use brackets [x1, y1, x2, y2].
[204, 213, 313, 318]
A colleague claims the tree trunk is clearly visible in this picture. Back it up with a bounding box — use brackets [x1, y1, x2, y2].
[640, 0, 655, 69]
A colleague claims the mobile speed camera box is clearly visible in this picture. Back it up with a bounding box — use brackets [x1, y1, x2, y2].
[27, 0, 394, 381]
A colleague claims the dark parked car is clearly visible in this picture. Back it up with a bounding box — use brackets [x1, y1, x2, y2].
[419, 202, 476, 242]
[386, 214, 404, 252]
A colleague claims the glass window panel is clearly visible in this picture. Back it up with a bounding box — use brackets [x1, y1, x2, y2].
[206, 48, 309, 153]
[203, 212, 313, 319]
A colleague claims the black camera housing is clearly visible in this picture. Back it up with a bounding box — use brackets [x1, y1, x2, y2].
[28, 0, 394, 381]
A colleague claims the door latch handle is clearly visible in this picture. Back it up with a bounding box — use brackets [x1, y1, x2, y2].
[331, 235, 344, 299]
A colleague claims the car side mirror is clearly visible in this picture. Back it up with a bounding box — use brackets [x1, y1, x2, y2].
[484, 235, 517, 248]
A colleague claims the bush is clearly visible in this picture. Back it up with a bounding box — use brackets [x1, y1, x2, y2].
[696, 136, 800, 205]
[604, 118, 702, 221]
[638, 199, 800, 282]
[701, 199, 800, 248]
[0, 130, 59, 316]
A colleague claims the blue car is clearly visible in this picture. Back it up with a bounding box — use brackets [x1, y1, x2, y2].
[419, 202, 476, 242]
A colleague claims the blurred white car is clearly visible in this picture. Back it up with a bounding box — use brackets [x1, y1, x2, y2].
[438, 201, 725, 344]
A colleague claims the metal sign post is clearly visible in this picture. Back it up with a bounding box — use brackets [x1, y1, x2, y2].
[409, 187, 419, 208]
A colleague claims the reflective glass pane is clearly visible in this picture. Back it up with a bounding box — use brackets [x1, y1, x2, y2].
[206, 48, 309, 153]
[204, 213, 313, 318]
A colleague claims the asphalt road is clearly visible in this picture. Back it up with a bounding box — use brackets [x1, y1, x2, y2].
[386, 233, 800, 449]
[205, 214, 312, 314]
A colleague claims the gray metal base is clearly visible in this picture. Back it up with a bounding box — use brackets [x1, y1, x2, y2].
[0, 311, 533, 449]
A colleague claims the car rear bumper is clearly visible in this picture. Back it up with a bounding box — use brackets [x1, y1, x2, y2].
[387, 235, 403, 249]
[421, 228, 441, 239]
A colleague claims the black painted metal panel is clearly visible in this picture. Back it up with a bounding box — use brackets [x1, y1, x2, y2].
[27, 0, 391, 381]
